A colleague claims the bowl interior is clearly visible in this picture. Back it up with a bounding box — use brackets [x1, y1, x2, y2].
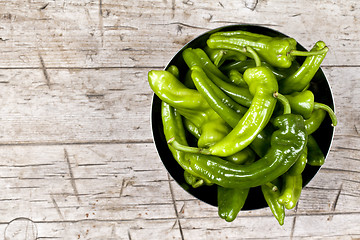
[151, 24, 335, 209]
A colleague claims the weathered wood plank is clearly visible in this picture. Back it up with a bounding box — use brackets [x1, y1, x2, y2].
[0, 0, 360, 68]
[0, 66, 357, 144]
[0, 142, 359, 233]
[0, 67, 155, 144]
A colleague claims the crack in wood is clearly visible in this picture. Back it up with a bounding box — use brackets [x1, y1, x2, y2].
[51, 196, 65, 220]
[39, 2, 49, 10]
[39, 54, 51, 89]
[290, 202, 299, 239]
[328, 184, 343, 221]
[171, 0, 176, 19]
[167, 173, 184, 240]
[64, 148, 81, 204]
[99, 0, 104, 47]
[119, 178, 126, 198]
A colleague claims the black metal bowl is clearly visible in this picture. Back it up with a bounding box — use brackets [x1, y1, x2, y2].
[150, 24, 335, 209]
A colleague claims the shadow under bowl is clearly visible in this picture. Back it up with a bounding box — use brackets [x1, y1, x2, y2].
[151, 24, 335, 209]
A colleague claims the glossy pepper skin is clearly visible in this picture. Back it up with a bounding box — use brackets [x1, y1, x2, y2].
[305, 109, 326, 135]
[148, 70, 231, 148]
[228, 69, 248, 88]
[285, 90, 337, 126]
[261, 179, 285, 226]
[307, 135, 325, 166]
[161, 101, 210, 186]
[207, 30, 298, 68]
[279, 41, 328, 94]
[217, 151, 255, 222]
[182, 113, 256, 167]
[286, 90, 315, 119]
[183, 48, 253, 108]
[221, 59, 300, 81]
[206, 63, 278, 157]
[174, 114, 308, 189]
[288, 147, 308, 176]
[218, 186, 249, 222]
[190, 65, 248, 127]
[278, 173, 303, 210]
[204, 46, 247, 67]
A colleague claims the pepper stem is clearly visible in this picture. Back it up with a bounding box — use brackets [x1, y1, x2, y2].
[265, 182, 279, 192]
[289, 46, 329, 57]
[167, 137, 211, 155]
[314, 102, 338, 127]
[273, 91, 291, 114]
[245, 46, 261, 67]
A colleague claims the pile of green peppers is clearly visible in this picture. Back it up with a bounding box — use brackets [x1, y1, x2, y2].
[148, 30, 337, 225]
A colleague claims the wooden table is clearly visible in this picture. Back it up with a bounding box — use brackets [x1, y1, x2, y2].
[0, 1, 359, 239]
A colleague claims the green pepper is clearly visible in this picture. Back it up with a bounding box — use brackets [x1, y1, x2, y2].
[161, 101, 210, 186]
[228, 69, 248, 88]
[279, 41, 328, 94]
[201, 47, 278, 157]
[183, 171, 205, 188]
[183, 118, 201, 139]
[182, 114, 256, 166]
[305, 109, 327, 135]
[221, 59, 300, 81]
[261, 179, 285, 226]
[190, 65, 248, 126]
[148, 70, 231, 148]
[204, 46, 247, 67]
[285, 90, 337, 126]
[169, 113, 308, 189]
[183, 48, 253, 108]
[207, 30, 326, 68]
[217, 150, 255, 222]
[182, 47, 281, 158]
[217, 186, 249, 222]
[307, 135, 325, 166]
[278, 173, 303, 210]
[288, 147, 308, 176]
[166, 65, 180, 79]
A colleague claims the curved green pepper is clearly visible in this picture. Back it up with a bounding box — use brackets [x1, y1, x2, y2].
[166, 65, 180, 79]
[204, 48, 278, 157]
[285, 90, 337, 126]
[288, 147, 308, 176]
[148, 70, 231, 148]
[170, 114, 308, 188]
[182, 115, 256, 166]
[204, 46, 247, 67]
[161, 101, 210, 186]
[261, 179, 285, 226]
[279, 41, 328, 94]
[307, 135, 325, 166]
[221, 59, 300, 81]
[207, 30, 325, 68]
[190, 65, 248, 126]
[305, 109, 327, 135]
[228, 69, 248, 88]
[183, 118, 201, 139]
[217, 150, 255, 222]
[183, 48, 253, 108]
[184, 171, 205, 188]
[218, 186, 249, 222]
[278, 173, 303, 210]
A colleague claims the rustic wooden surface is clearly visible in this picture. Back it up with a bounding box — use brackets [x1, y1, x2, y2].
[0, 0, 359, 239]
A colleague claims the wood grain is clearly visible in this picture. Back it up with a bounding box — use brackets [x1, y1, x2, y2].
[0, 0, 359, 239]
